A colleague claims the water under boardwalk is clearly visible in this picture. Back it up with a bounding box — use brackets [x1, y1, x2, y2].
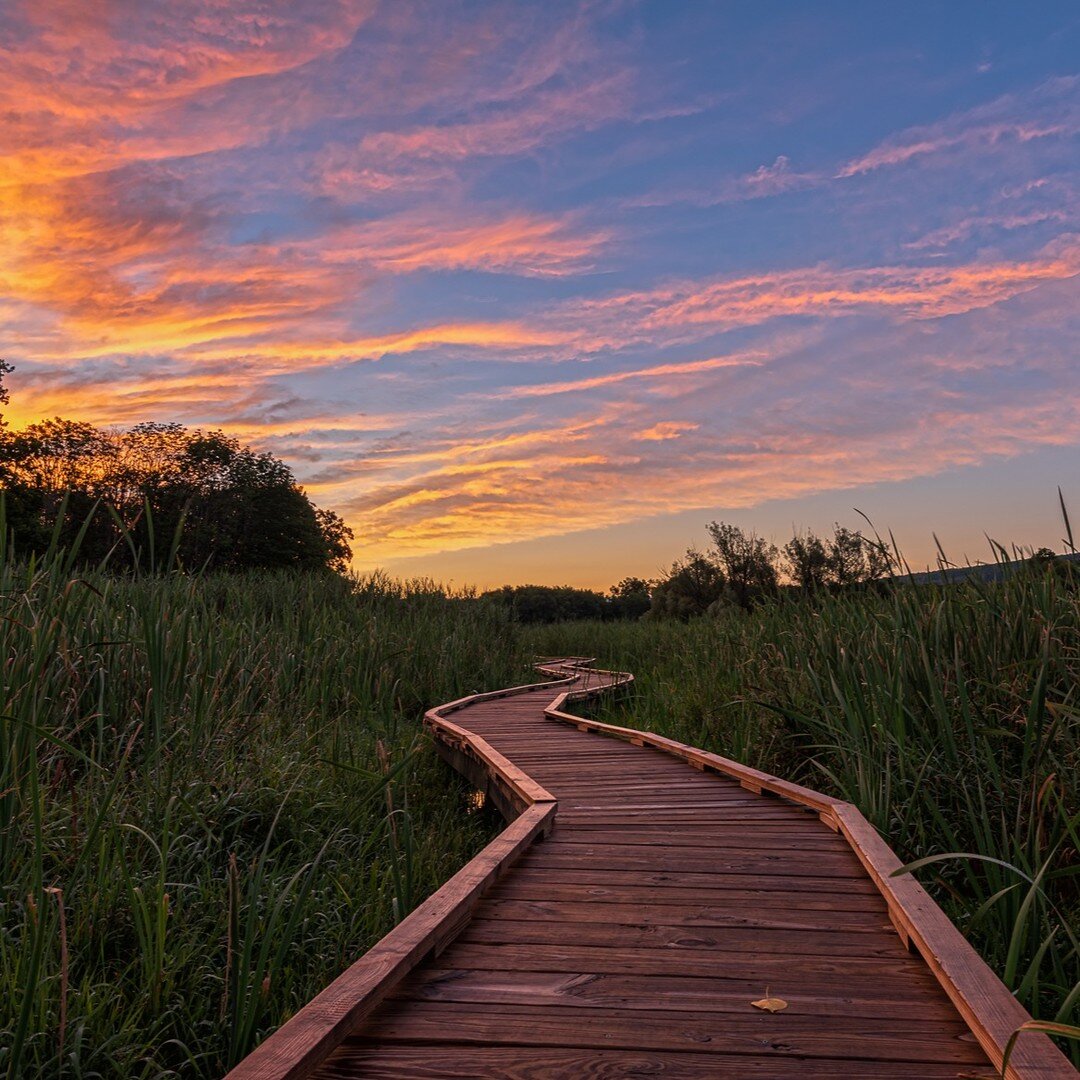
[232, 660, 1074, 1080]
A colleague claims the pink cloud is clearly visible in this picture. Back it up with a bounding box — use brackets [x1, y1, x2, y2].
[360, 76, 630, 163]
[313, 74, 634, 199]
[492, 352, 766, 399]
[336, 346, 1080, 563]
[634, 421, 699, 441]
[315, 210, 610, 276]
[572, 241, 1080, 338]
[838, 77, 1080, 177]
[4, 5, 1080, 574]
[904, 208, 1072, 250]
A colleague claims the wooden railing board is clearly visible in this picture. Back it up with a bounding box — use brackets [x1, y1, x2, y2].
[228, 658, 1073, 1080]
[223, 802, 555, 1080]
[832, 803, 1072, 1080]
[226, 662, 623, 1080]
[544, 699, 840, 817]
[424, 712, 556, 809]
[543, 676, 1072, 1080]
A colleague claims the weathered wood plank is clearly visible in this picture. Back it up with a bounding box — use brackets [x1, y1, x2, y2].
[392, 966, 958, 1020]
[487, 879, 890, 910]
[473, 896, 894, 930]
[233, 658, 1071, 1080]
[337, 1001, 989, 1064]
[458, 917, 928, 958]
[436, 940, 946, 983]
[501, 864, 887, 893]
[314, 1043, 998, 1079]
[526, 849, 872, 877]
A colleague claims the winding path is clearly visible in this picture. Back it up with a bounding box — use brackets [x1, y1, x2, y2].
[228, 659, 1073, 1079]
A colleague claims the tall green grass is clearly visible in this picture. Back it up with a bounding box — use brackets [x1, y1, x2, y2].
[0, 532, 523, 1077]
[528, 567, 1079, 1060]
[6, 512, 1078, 1072]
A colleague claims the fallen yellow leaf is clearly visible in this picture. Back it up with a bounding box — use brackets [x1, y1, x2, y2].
[751, 993, 788, 1013]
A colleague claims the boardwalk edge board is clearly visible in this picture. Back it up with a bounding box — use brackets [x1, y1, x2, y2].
[542, 665, 1071, 1080]
[223, 663, 617, 1080]
[227, 658, 1072, 1080]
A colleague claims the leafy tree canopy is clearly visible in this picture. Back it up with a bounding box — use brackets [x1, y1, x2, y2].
[648, 549, 729, 619]
[0, 365, 352, 573]
[783, 524, 893, 590]
[482, 584, 607, 624]
[607, 576, 653, 620]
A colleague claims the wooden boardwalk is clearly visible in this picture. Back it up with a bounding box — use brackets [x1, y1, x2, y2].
[229, 660, 1075, 1079]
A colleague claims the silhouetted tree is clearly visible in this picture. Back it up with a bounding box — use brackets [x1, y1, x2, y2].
[0, 359, 12, 419]
[316, 508, 355, 574]
[783, 531, 830, 590]
[828, 525, 892, 585]
[705, 521, 778, 608]
[648, 549, 728, 619]
[0, 409, 353, 573]
[607, 576, 652, 620]
[0, 363, 50, 549]
[782, 525, 892, 590]
[481, 584, 606, 623]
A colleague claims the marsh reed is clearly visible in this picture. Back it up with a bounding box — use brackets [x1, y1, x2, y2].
[528, 564, 1080, 1059]
[0, 528, 520, 1077]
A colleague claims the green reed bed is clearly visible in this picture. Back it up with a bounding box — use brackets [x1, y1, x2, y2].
[528, 569, 1080, 1059]
[0, 540, 522, 1078]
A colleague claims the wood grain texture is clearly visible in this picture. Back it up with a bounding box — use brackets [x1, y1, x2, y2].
[313, 1043, 1001, 1079]
[832, 802, 1074, 1078]
[229, 658, 1072, 1079]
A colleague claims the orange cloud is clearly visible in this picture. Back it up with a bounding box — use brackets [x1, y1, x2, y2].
[571, 243, 1080, 336]
[318, 211, 610, 276]
[342, 386, 1080, 566]
[4, 3, 1079, 580]
[0, 2, 376, 186]
[188, 321, 574, 367]
[492, 352, 766, 399]
[634, 421, 699, 441]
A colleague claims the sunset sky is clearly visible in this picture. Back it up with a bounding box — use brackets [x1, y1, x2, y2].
[3, 2, 1079, 587]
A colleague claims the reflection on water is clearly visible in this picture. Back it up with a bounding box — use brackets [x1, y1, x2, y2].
[466, 788, 486, 813]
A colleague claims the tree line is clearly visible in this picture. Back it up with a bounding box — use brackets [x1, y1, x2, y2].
[483, 519, 894, 623]
[647, 519, 892, 617]
[0, 363, 353, 572]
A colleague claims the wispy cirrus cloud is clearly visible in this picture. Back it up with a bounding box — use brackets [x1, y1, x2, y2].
[313, 209, 610, 276]
[488, 351, 767, 399]
[1, 0, 625, 388]
[904, 208, 1072, 250]
[3, 2, 1080, 580]
[627, 154, 823, 208]
[558, 240, 1080, 343]
[323, 276, 1080, 564]
[0, 1, 377, 184]
[838, 76, 1080, 177]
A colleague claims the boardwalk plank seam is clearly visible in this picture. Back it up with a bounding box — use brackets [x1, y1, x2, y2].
[227, 658, 1073, 1080]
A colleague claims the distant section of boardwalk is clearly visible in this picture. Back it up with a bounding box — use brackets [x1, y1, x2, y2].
[227, 660, 1075, 1080]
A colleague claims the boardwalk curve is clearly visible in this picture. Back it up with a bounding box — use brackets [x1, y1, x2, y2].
[228, 659, 1074, 1079]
